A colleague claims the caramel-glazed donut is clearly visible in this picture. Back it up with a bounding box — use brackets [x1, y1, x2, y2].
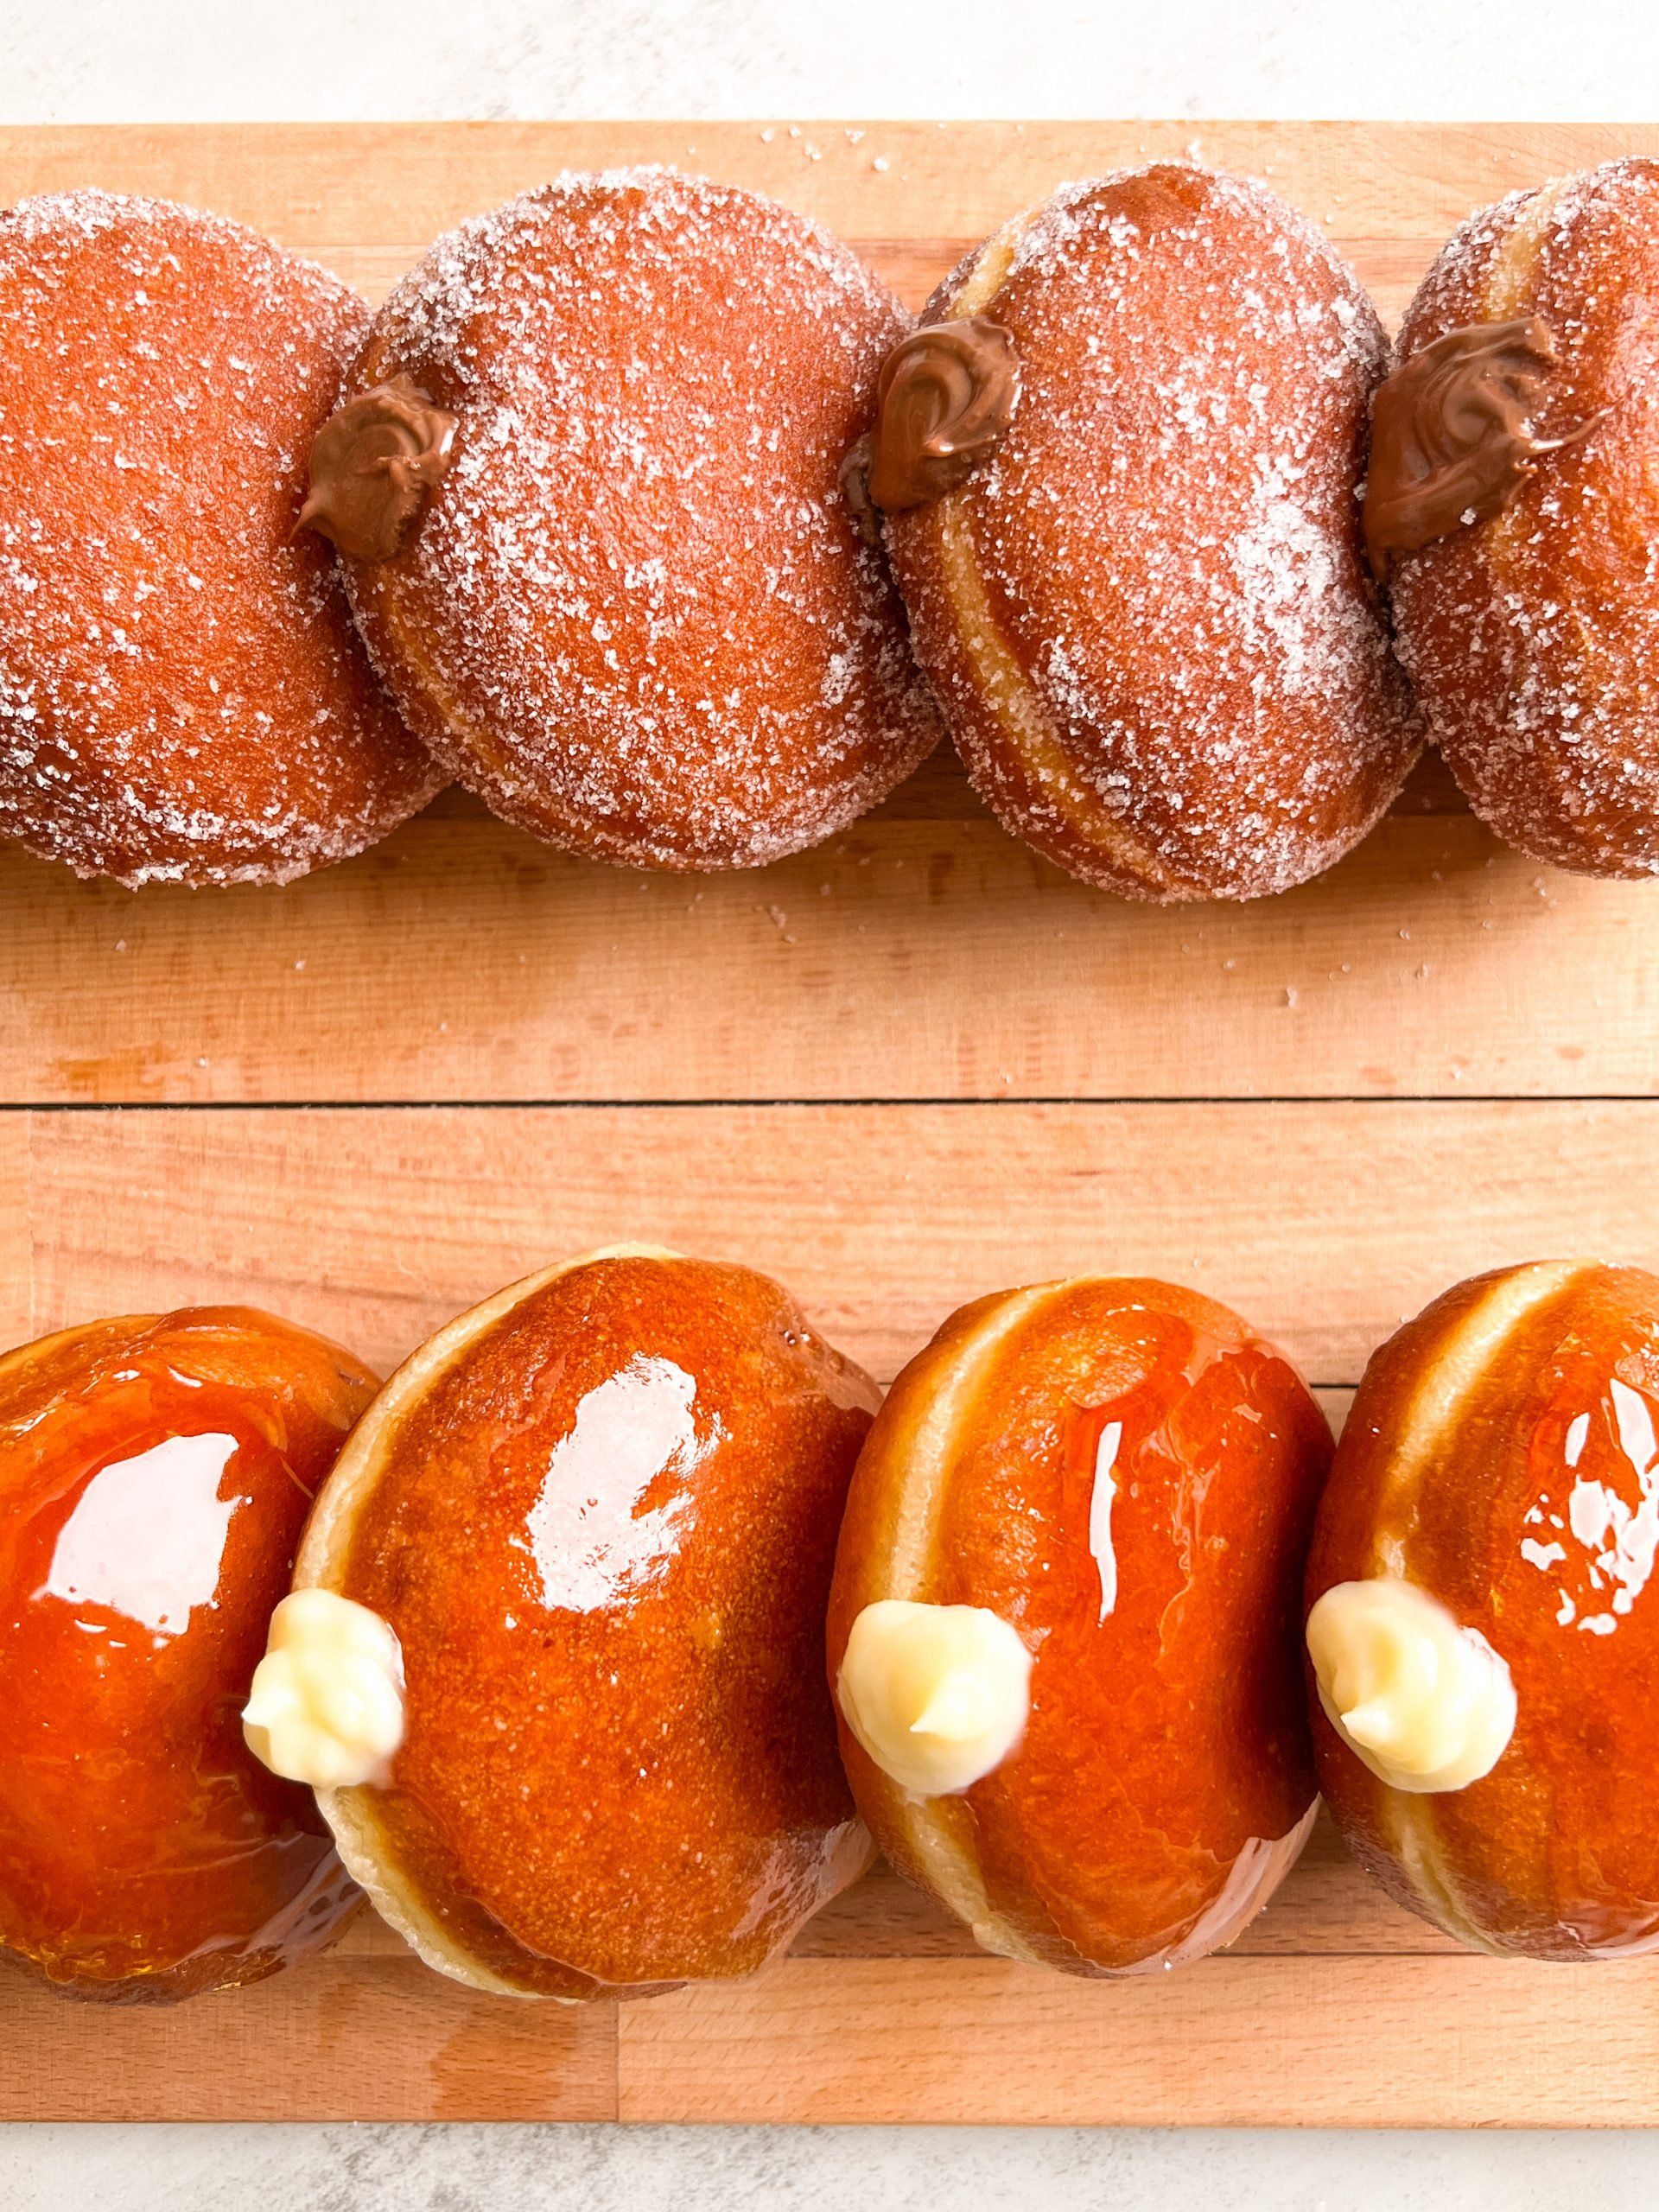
[0, 191, 442, 887]
[827, 1276, 1332, 1974]
[315, 168, 939, 870]
[1378, 161, 1659, 877]
[872, 164, 1421, 901]
[1306, 1262, 1659, 1957]
[259, 1249, 878, 1999]
[0, 1307, 373, 2001]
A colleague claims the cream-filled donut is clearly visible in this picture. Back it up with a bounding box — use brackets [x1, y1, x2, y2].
[0, 1306, 372, 2001]
[252, 1247, 879, 1999]
[828, 1275, 1332, 1974]
[1307, 1261, 1659, 1956]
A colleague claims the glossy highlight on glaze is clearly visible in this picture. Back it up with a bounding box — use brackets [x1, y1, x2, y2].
[312, 1251, 880, 1999]
[0, 1307, 374, 2002]
[44, 1430, 240, 1633]
[1306, 1261, 1659, 1958]
[526, 1352, 713, 1611]
[829, 1277, 1332, 1976]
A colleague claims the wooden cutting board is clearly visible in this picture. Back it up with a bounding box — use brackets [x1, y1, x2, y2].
[4, 118, 1659, 2129]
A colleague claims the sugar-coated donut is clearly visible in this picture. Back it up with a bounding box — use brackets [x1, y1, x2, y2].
[0, 1306, 374, 2001]
[864, 164, 1421, 901]
[0, 190, 442, 888]
[1306, 1261, 1659, 1959]
[258, 1248, 879, 1999]
[827, 1276, 1332, 1974]
[308, 168, 940, 871]
[1375, 161, 1659, 877]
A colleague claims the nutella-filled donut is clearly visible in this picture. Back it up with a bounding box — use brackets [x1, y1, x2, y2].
[1376, 161, 1659, 878]
[0, 191, 442, 887]
[868, 165, 1421, 901]
[313, 168, 939, 870]
[249, 1248, 878, 1999]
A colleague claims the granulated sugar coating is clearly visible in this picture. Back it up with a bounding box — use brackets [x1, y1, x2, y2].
[884, 163, 1422, 904]
[341, 168, 941, 872]
[1389, 159, 1659, 880]
[0, 191, 444, 889]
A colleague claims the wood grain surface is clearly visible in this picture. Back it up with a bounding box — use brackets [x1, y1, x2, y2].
[2, 120, 1656, 2127]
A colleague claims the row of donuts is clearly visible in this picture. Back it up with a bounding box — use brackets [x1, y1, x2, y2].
[3, 1245, 1656, 2005]
[4, 156, 1659, 898]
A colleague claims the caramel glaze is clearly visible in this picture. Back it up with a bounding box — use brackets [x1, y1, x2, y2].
[829, 1279, 1332, 1975]
[0, 1308, 373, 2003]
[1307, 1262, 1659, 1959]
[332, 1255, 879, 1999]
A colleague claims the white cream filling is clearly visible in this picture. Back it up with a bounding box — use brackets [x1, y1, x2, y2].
[837, 1597, 1032, 1797]
[244, 1587, 406, 1790]
[1306, 1577, 1516, 1795]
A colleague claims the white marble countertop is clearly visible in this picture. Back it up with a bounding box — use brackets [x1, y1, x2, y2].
[5, 2, 1659, 2203]
[6, 0, 1659, 124]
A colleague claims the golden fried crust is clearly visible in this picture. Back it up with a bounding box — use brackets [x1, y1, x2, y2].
[0, 191, 443, 888]
[829, 1277, 1331, 1975]
[0, 1307, 373, 2001]
[1389, 160, 1659, 877]
[340, 168, 940, 872]
[301, 1250, 879, 1999]
[882, 164, 1421, 902]
[1306, 1260, 1659, 1957]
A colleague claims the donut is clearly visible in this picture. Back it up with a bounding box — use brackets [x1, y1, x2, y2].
[1306, 1261, 1659, 1958]
[299, 167, 940, 871]
[826, 1276, 1332, 1974]
[1371, 161, 1659, 877]
[854, 163, 1421, 901]
[247, 1247, 879, 1998]
[0, 189, 442, 887]
[0, 1306, 374, 2002]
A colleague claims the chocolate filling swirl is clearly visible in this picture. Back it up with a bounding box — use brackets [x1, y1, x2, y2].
[842, 317, 1019, 541]
[296, 375, 458, 563]
[1363, 317, 1608, 580]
